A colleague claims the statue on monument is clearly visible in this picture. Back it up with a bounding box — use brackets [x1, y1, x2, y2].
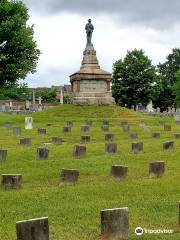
[85, 19, 94, 45]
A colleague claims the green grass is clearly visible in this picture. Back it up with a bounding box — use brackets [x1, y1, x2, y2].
[0, 105, 180, 239]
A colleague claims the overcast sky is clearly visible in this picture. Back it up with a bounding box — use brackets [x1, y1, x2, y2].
[22, 0, 180, 87]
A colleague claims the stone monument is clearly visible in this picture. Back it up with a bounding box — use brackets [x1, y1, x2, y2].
[70, 19, 115, 105]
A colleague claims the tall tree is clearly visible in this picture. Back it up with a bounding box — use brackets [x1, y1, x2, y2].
[173, 70, 180, 107]
[0, 0, 40, 87]
[112, 49, 156, 108]
[155, 48, 180, 109]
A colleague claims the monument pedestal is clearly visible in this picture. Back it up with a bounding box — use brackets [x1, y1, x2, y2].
[70, 43, 115, 105]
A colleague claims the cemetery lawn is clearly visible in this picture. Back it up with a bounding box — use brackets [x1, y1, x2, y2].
[1, 105, 180, 240]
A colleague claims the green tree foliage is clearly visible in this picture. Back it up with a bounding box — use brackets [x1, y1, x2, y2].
[0, 0, 40, 87]
[112, 49, 156, 108]
[0, 83, 29, 100]
[155, 48, 180, 109]
[173, 71, 180, 107]
[37, 89, 57, 102]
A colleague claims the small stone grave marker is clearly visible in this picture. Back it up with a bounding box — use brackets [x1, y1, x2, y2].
[52, 137, 62, 145]
[101, 125, 109, 132]
[2, 174, 22, 189]
[16, 217, 49, 240]
[73, 145, 86, 158]
[163, 141, 174, 151]
[132, 142, 143, 153]
[110, 165, 128, 180]
[38, 128, 46, 135]
[101, 207, 129, 239]
[129, 133, 138, 139]
[152, 132, 160, 138]
[105, 134, 114, 142]
[81, 135, 90, 144]
[36, 148, 49, 160]
[149, 161, 165, 178]
[0, 150, 7, 162]
[13, 127, 21, 136]
[81, 125, 90, 132]
[105, 143, 117, 154]
[20, 138, 31, 146]
[60, 169, 79, 184]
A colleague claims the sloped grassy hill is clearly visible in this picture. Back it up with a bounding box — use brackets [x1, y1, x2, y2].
[0, 105, 180, 240]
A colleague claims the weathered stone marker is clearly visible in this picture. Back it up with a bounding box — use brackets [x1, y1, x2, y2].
[81, 135, 90, 144]
[38, 128, 46, 135]
[2, 174, 22, 189]
[101, 207, 129, 239]
[164, 124, 171, 131]
[16, 217, 49, 240]
[20, 138, 31, 146]
[0, 150, 7, 162]
[60, 169, 79, 184]
[132, 142, 143, 153]
[13, 127, 21, 136]
[73, 145, 86, 158]
[149, 161, 165, 178]
[122, 124, 130, 132]
[81, 125, 90, 132]
[101, 125, 109, 132]
[110, 165, 128, 180]
[129, 133, 138, 139]
[163, 141, 174, 151]
[152, 132, 160, 138]
[25, 117, 33, 130]
[63, 126, 71, 133]
[175, 134, 180, 139]
[105, 134, 114, 142]
[105, 143, 117, 154]
[36, 148, 49, 160]
[66, 121, 73, 127]
[52, 137, 62, 145]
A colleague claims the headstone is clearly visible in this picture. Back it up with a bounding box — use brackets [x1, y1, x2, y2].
[146, 100, 154, 112]
[60, 89, 63, 104]
[0, 150, 7, 162]
[25, 117, 33, 130]
[20, 138, 31, 146]
[63, 126, 71, 133]
[60, 169, 79, 184]
[122, 124, 129, 132]
[52, 137, 62, 145]
[157, 107, 160, 114]
[25, 100, 30, 110]
[129, 133, 138, 139]
[38, 128, 46, 135]
[152, 132, 160, 138]
[105, 134, 114, 142]
[149, 161, 165, 178]
[81, 125, 90, 132]
[73, 145, 86, 158]
[13, 127, 21, 136]
[110, 165, 128, 180]
[81, 135, 90, 144]
[38, 96, 42, 105]
[66, 121, 73, 127]
[36, 148, 49, 160]
[175, 134, 180, 139]
[105, 143, 117, 154]
[132, 142, 143, 154]
[164, 124, 171, 131]
[4, 121, 13, 129]
[16, 217, 49, 240]
[163, 141, 174, 151]
[101, 207, 129, 239]
[101, 125, 109, 132]
[2, 174, 22, 189]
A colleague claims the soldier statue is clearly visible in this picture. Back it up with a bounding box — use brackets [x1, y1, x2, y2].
[85, 19, 94, 45]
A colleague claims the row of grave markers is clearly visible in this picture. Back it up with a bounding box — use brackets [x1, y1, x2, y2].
[12, 201, 180, 239]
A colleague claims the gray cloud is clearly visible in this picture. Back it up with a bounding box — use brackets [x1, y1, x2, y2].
[23, 0, 180, 28]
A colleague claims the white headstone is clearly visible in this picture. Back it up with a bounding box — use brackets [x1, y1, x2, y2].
[38, 97, 42, 105]
[25, 117, 33, 129]
[146, 100, 154, 112]
[25, 100, 30, 109]
[60, 90, 63, 104]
